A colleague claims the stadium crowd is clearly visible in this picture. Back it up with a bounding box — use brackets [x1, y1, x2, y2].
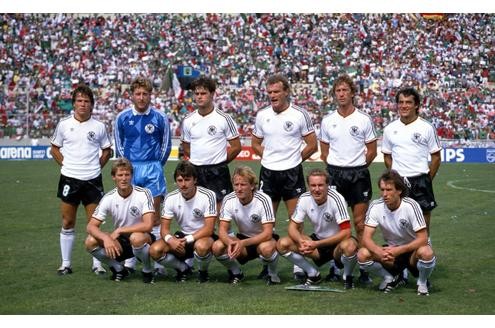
[0, 13, 494, 144]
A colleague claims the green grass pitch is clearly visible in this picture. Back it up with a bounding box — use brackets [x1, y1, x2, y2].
[0, 160, 494, 314]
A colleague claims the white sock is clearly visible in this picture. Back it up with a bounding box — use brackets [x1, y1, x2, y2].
[156, 253, 187, 272]
[341, 254, 357, 278]
[358, 260, 393, 281]
[259, 252, 279, 277]
[124, 257, 137, 269]
[185, 257, 195, 269]
[92, 257, 103, 269]
[216, 254, 242, 275]
[417, 257, 436, 286]
[293, 264, 304, 274]
[90, 247, 123, 271]
[282, 251, 319, 277]
[194, 251, 212, 271]
[152, 225, 161, 240]
[133, 244, 153, 273]
[60, 228, 75, 267]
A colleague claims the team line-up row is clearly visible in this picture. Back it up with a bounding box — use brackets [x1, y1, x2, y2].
[51, 74, 439, 296]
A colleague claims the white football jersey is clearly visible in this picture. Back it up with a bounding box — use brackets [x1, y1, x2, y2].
[381, 117, 441, 177]
[92, 186, 155, 229]
[252, 104, 314, 171]
[319, 109, 377, 167]
[291, 189, 350, 239]
[220, 191, 275, 237]
[181, 108, 239, 165]
[162, 186, 217, 235]
[365, 197, 427, 246]
[51, 115, 112, 180]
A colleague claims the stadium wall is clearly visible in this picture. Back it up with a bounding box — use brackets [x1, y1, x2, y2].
[1, 144, 494, 163]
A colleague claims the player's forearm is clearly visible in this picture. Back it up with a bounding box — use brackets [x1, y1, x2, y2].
[50, 146, 64, 166]
[429, 152, 441, 179]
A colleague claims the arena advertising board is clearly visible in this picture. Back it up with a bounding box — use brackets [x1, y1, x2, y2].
[1, 145, 495, 163]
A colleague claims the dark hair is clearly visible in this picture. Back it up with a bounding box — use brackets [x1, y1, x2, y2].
[130, 76, 153, 93]
[190, 76, 216, 93]
[378, 169, 408, 197]
[332, 74, 357, 95]
[306, 168, 330, 185]
[173, 160, 197, 181]
[72, 84, 94, 106]
[111, 158, 133, 176]
[266, 74, 291, 92]
[395, 87, 421, 111]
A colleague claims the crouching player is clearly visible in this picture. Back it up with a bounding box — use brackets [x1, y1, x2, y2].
[358, 169, 436, 295]
[149, 160, 216, 283]
[85, 158, 156, 283]
[212, 166, 280, 285]
[277, 168, 358, 289]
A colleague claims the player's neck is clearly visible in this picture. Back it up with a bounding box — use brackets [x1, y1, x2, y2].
[400, 114, 419, 125]
[198, 105, 214, 116]
[337, 105, 355, 117]
[118, 186, 133, 198]
[387, 199, 401, 211]
[239, 194, 254, 206]
[74, 113, 91, 122]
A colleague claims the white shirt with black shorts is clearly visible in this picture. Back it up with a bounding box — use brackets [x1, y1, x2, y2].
[220, 190, 275, 264]
[381, 117, 442, 211]
[92, 185, 155, 261]
[319, 109, 377, 206]
[181, 108, 239, 201]
[162, 187, 217, 235]
[253, 104, 314, 202]
[291, 189, 351, 266]
[51, 115, 112, 205]
[365, 197, 427, 275]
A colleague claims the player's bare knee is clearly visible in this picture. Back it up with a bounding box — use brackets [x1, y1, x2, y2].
[340, 238, 358, 256]
[417, 245, 434, 261]
[84, 235, 98, 251]
[129, 232, 147, 247]
[211, 240, 226, 256]
[149, 240, 165, 259]
[276, 236, 292, 254]
[357, 247, 372, 262]
[258, 241, 276, 257]
[194, 238, 212, 256]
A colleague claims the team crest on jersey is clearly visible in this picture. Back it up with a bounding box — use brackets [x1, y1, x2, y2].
[250, 214, 261, 223]
[349, 126, 360, 138]
[323, 212, 335, 223]
[399, 218, 410, 230]
[129, 206, 139, 217]
[193, 208, 204, 218]
[411, 133, 427, 145]
[87, 131, 97, 142]
[145, 124, 155, 134]
[284, 121, 294, 132]
[207, 125, 217, 136]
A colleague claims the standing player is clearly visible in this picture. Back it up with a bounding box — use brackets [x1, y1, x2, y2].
[357, 169, 436, 296]
[114, 76, 172, 273]
[149, 161, 216, 283]
[251, 74, 317, 280]
[277, 169, 359, 289]
[381, 87, 441, 234]
[85, 158, 156, 283]
[319, 74, 377, 283]
[51, 84, 112, 275]
[181, 76, 241, 212]
[212, 166, 280, 285]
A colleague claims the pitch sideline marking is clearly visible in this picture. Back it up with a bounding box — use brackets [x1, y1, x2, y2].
[446, 180, 495, 193]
